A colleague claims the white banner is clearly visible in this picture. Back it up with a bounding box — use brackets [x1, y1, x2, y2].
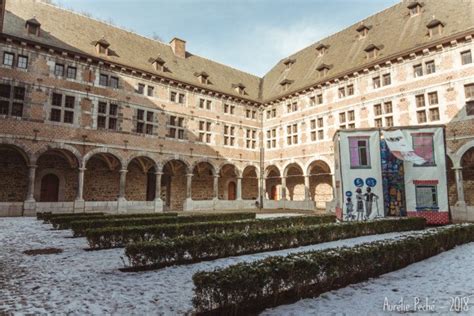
[382, 130, 426, 165]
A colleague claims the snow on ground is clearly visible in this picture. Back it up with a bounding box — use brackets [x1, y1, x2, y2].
[263, 243, 474, 316]
[0, 217, 425, 315]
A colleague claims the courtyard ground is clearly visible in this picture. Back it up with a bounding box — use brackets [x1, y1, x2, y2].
[0, 217, 472, 315]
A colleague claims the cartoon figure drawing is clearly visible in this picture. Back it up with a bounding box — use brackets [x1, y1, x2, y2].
[355, 188, 364, 221]
[364, 187, 380, 219]
[345, 197, 355, 221]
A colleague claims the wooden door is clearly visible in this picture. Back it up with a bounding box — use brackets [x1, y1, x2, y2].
[270, 185, 277, 200]
[40, 174, 59, 202]
[228, 181, 236, 200]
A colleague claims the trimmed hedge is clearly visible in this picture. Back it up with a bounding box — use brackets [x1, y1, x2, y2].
[37, 212, 104, 222]
[70, 212, 257, 236]
[86, 215, 336, 249]
[50, 213, 178, 229]
[192, 224, 474, 315]
[125, 218, 426, 270]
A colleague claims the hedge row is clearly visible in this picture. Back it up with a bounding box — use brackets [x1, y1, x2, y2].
[50, 213, 178, 229]
[86, 215, 336, 249]
[192, 224, 474, 315]
[70, 212, 257, 236]
[37, 212, 104, 221]
[125, 218, 426, 270]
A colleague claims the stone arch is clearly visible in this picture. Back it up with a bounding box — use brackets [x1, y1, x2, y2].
[125, 152, 159, 172]
[461, 146, 474, 206]
[283, 163, 305, 201]
[242, 165, 259, 200]
[160, 157, 191, 174]
[83, 151, 123, 201]
[217, 162, 242, 178]
[0, 143, 30, 202]
[454, 140, 474, 168]
[307, 159, 334, 209]
[191, 159, 217, 176]
[83, 148, 126, 170]
[126, 155, 159, 201]
[33, 143, 82, 167]
[161, 159, 189, 210]
[265, 165, 281, 200]
[304, 156, 333, 176]
[218, 163, 240, 200]
[191, 161, 216, 200]
[35, 168, 67, 202]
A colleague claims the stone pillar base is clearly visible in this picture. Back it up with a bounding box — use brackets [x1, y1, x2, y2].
[117, 198, 128, 214]
[23, 200, 36, 216]
[74, 199, 85, 213]
[154, 198, 163, 213]
[183, 198, 194, 211]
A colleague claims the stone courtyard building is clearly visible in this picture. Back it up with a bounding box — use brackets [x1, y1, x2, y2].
[0, 0, 473, 221]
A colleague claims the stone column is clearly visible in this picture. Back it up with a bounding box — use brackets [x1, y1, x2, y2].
[236, 177, 242, 200]
[25, 164, 37, 202]
[155, 171, 163, 201]
[213, 175, 219, 200]
[186, 173, 193, 199]
[76, 167, 86, 201]
[453, 167, 466, 206]
[281, 176, 287, 200]
[304, 175, 310, 200]
[118, 169, 128, 201]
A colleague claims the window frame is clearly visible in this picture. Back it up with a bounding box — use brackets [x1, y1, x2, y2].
[415, 185, 439, 211]
[349, 136, 371, 169]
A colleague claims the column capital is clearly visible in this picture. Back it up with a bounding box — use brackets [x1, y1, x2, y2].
[213, 174, 220, 178]
[452, 167, 463, 171]
[155, 171, 164, 176]
[119, 169, 128, 174]
[28, 164, 38, 169]
[186, 173, 194, 177]
[79, 167, 87, 172]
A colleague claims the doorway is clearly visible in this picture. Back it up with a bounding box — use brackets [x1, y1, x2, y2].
[40, 174, 59, 202]
[227, 181, 236, 200]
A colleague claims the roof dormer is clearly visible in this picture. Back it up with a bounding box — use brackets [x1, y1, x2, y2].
[195, 71, 210, 84]
[426, 18, 444, 37]
[150, 56, 166, 72]
[283, 58, 296, 69]
[232, 83, 246, 95]
[356, 23, 370, 39]
[279, 79, 294, 92]
[316, 63, 331, 77]
[407, 1, 422, 16]
[316, 43, 329, 57]
[364, 44, 380, 59]
[25, 17, 41, 36]
[94, 37, 110, 55]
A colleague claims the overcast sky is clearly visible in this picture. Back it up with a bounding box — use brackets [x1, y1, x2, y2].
[55, 0, 399, 76]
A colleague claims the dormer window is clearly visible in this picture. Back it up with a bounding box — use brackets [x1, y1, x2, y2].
[316, 44, 329, 57]
[407, 1, 422, 16]
[283, 58, 295, 69]
[427, 19, 444, 37]
[151, 56, 166, 72]
[94, 37, 110, 55]
[316, 63, 331, 77]
[195, 71, 210, 84]
[356, 24, 369, 39]
[280, 79, 294, 92]
[232, 83, 246, 95]
[25, 18, 41, 36]
[364, 44, 380, 59]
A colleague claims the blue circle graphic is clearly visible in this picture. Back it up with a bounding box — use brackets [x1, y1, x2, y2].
[345, 191, 352, 197]
[366, 177, 377, 187]
[354, 178, 364, 187]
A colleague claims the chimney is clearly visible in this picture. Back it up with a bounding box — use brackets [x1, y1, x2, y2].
[170, 37, 186, 58]
[0, 0, 6, 33]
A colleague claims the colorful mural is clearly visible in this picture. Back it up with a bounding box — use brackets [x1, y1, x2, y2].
[381, 140, 406, 217]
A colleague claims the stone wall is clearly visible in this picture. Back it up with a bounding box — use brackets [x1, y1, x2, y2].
[35, 154, 77, 201]
[84, 158, 120, 201]
[0, 150, 28, 201]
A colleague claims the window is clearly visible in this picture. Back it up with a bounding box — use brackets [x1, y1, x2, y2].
[246, 109, 257, 119]
[384, 101, 393, 114]
[417, 110, 427, 123]
[147, 86, 154, 97]
[429, 108, 440, 121]
[287, 102, 298, 113]
[347, 84, 354, 96]
[199, 98, 212, 110]
[309, 96, 316, 107]
[266, 108, 276, 118]
[137, 83, 145, 95]
[375, 118, 382, 127]
[373, 76, 381, 89]
[168, 115, 185, 139]
[170, 91, 186, 104]
[135, 109, 155, 135]
[97, 101, 118, 130]
[465, 84, 474, 99]
[110, 76, 119, 89]
[266, 128, 277, 149]
[66, 66, 77, 79]
[286, 123, 298, 145]
[17, 55, 28, 69]
[409, 4, 420, 16]
[338, 85, 354, 98]
[416, 93, 439, 123]
[349, 137, 370, 168]
[98, 74, 119, 88]
[245, 129, 257, 149]
[425, 61, 436, 74]
[415, 94, 425, 108]
[413, 64, 423, 77]
[339, 110, 355, 129]
[50, 93, 75, 124]
[374, 104, 382, 116]
[415, 185, 438, 210]
[198, 120, 212, 143]
[412, 133, 435, 166]
[317, 94, 323, 104]
[461, 50, 472, 65]
[428, 92, 438, 105]
[466, 101, 474, 116]
[338, 87, 346, 98]
[0, 84, 25, 117]
[310, 117, 324, 141]
[3, 52, 14, 66]
[374, 101, 393, 127]
[385, 116, 394, 127]
[223, 124, 236, 146]
[54, 63, 65, 76]
[99, 74, 108, 86]
[383, 73, 391, 86]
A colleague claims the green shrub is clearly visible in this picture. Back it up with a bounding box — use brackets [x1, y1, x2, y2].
[192, 224, 474, 314]
[125, 218, 426, 270]
[38, 212, 104, 222]
[44, 213, 105, 224]
[86, 215, 336, 249]
[50, 212, 178, 229]
[70, 212, 256, 236]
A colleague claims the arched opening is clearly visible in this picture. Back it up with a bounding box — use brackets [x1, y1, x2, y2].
[35, 149, 79, 202]
[308, 160, 333, 209]
[461, 147, 474, 206]
[84, 153, 122, 201]
[445, 156, 456, 206]
[125, 156, 157, 201]
[192, 162, 215, 200]
[40, 174, 59, 202]
[162, 160, 188, 211]
[284, 163, 305, 201]
[265, 166, 281, 200]
[219, 164, 239, 200]
[0, 145, 29, 202]
[242, 166, 258, 200]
